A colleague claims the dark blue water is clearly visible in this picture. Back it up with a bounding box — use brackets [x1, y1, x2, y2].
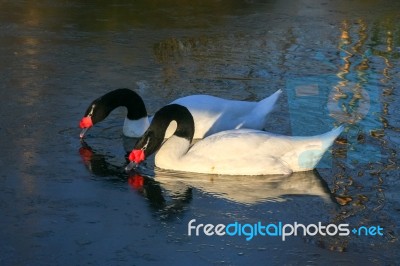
[0, 0, 399, 264]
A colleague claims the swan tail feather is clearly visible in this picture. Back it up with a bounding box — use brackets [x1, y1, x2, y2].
[321, 125, 344, 149]
[295, 126, 344, 171]
[251, 89, 282, 117]
[241, 89, 282, 129]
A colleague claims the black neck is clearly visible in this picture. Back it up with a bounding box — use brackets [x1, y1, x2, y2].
[84, 88, 147, 124]
[134, 104, 195, 157]
[152, 104, 195, 140]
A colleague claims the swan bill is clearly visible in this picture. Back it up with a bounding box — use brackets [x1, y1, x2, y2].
[80, 127, 89, 139]
[125, 161, 138, 172]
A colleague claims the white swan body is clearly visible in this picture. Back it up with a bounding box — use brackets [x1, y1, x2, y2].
[168, 90, 282, 138]
[123, 117, 150, 138]
[80, 88, 282, 139]
[154, 128, 343, 175]
[127, 104, 344, 176]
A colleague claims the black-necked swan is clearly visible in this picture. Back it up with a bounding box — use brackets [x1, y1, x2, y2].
[126, 104, 344, 176]
[79, 88, 282, 139]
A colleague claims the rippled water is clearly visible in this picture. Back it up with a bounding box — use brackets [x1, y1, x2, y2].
[1, 0, 399, 265]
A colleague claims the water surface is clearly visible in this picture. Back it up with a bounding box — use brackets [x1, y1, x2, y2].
[0, 0, 399, 265]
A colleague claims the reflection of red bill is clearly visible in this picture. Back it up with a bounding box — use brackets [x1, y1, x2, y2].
[128, 174, 144, 189]
[79, 146, 93, 164]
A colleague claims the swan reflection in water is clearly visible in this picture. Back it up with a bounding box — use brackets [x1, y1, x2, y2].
[79, 141, 342, 212]
[79, 141, 192, 217]
[152, 168, 336, 205]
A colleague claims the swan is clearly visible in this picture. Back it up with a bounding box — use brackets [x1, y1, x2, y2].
[78, 143, 340, 206]
[126, 104, 344, 175]
[79, 88, 282, 139]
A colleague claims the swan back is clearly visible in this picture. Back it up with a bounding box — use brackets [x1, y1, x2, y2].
[170, 89, 282, 138]
[182, 126, 344, 175]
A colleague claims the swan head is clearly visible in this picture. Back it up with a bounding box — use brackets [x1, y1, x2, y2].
[125, 130, 162, 171]
[79, 102, 102, 138]
[125, 104, 195, 171]
[79, 88, 147, 138]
